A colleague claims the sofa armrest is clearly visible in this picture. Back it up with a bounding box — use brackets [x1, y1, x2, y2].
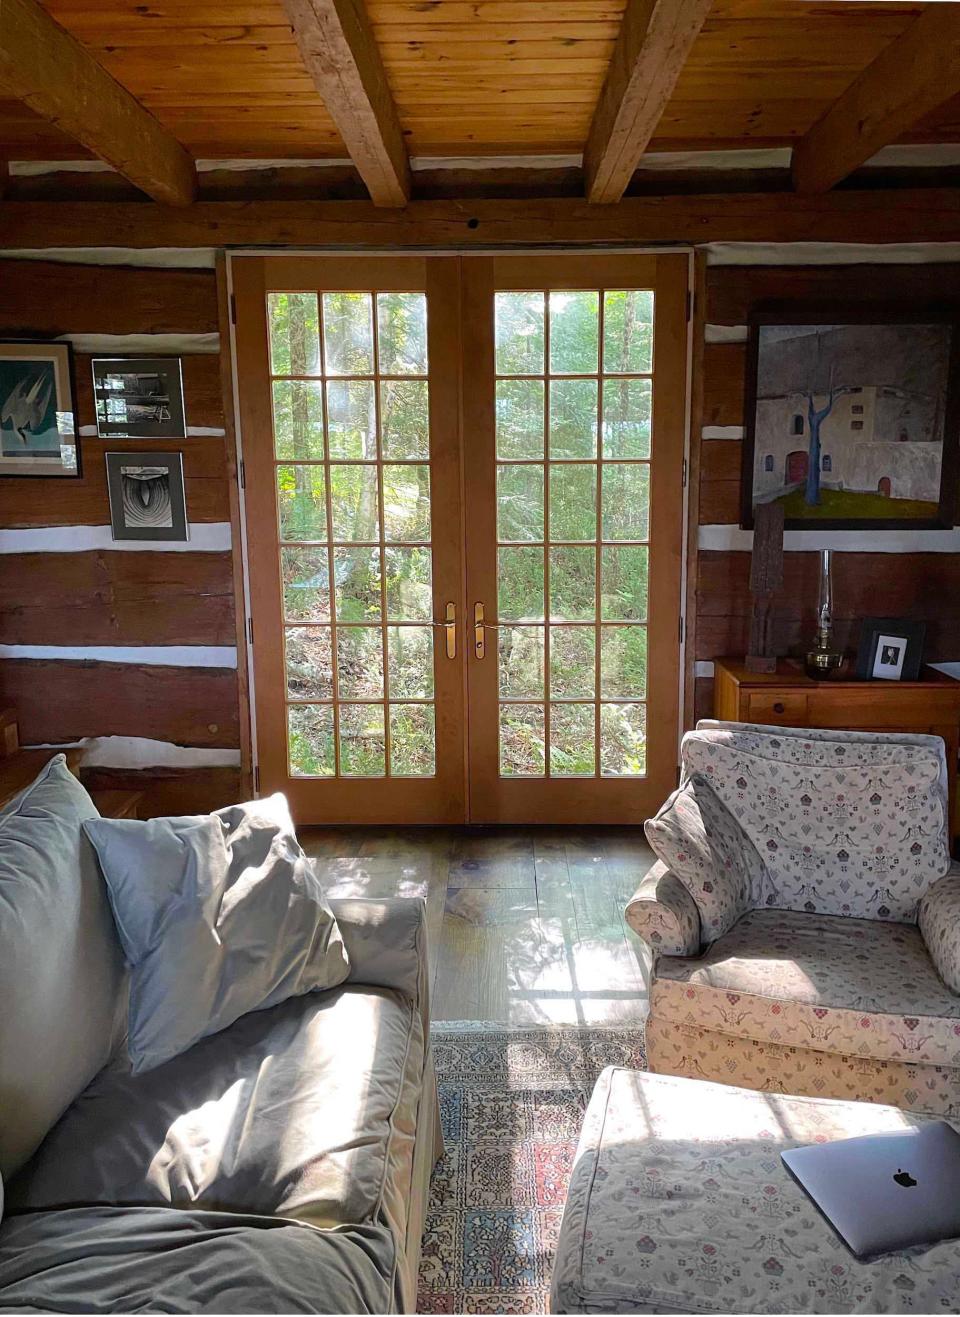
[328, 897, 430, 1025]
[624, 861, 701, 957]
[919, 865, 960, 994]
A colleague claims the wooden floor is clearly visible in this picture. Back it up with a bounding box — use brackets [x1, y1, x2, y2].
[300, 826, 657, 1027]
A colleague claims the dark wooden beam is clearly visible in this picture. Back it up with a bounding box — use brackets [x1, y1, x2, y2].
[1, 190, 960, 248]
[792, 6, 960, 194]
[280, 0, 409, 208]
[584, 0, 713, 205]
[0, 0, 196, 205]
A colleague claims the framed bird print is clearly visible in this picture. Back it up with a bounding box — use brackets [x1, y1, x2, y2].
[0, 341, 78, 477]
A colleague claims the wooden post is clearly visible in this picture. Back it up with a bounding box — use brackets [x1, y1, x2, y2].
[745, 501, 784, 674]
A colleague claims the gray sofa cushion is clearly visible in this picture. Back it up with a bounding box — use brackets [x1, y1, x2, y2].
[83, 794, 350, 1073]
[0, 755, 125, 1179]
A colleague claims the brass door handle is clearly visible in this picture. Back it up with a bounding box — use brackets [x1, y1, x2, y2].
[430, 602, 457, 659]
[473, 602, 504, 658]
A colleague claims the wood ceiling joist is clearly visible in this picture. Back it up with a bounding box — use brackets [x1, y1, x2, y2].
[583, 0, 714, 205]
[280, 0, 410, 207]
[792, 4, 960, 194]
[0, 0, 196, 205]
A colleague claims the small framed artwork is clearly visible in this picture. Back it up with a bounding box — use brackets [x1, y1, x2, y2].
[105, 451, 189, 542]
[855, 618, 926, 682]
[92, 357, 186, 439]
[0, 341, 78, 477]
[742, 311, 960, 530]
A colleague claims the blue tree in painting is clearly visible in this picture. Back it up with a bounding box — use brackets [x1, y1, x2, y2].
[803, 332, 853, 507]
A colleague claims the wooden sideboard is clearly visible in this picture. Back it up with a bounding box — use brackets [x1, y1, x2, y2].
[713, 658, 960, 843]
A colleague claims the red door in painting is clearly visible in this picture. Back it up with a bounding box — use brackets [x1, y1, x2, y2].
[878, 477, 892, 497]
[785, 450, 808, 485]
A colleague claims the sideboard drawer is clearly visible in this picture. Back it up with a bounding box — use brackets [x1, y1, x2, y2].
[746, 691, 809, 724]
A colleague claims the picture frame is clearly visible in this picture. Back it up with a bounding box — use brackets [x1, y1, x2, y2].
[741, 309, 960, 531]
[105, 451, 189, 542]
[0, 341, 79, 478]
[855, 617, 926, 682]
[92, 356, 187, 439]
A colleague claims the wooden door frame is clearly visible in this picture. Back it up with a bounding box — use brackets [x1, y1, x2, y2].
[229, 253, 467, 823]
[462, 251, 691, 823]
[227, 248, 694, 823]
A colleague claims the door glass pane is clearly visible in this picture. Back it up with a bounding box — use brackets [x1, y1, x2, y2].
[288, 704, 335, 777]
[499, 704, 545, 776]
[499, 627, 545, 699]
[377, 293, 428, 375]
[549, 291, 598, 374]
[278, 465, 326, 542]
[602, 464, 649, 541]
[496, 379, 544, 459]
[273, 380, 324, 459]
[549, 379, 597, 460]
[285, 626, 333, 699]
[268, 293, 320, 376]
[281, 546, 330, 622]
[600, 703, 646, 775]
[498, 546, 544, 621]
[497, 464, 544, 542]
[337, 626, 384, 698]
[339, 704, 386, 776]
[602, 378, 651, 459]
[270, 282, 436, 781]
[390, 704, 435, 776]
[550, 703, 595, 776]
[381, 380, 429, 459]
[603, 290, 653, 374]
[322, 292, 374, 375]
[327, 380, 377, 459]
[495, 292, 544, 375]
[493, 283, 653, 781]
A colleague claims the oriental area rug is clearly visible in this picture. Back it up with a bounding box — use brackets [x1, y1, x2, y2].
[417, 1024, 647, 1314]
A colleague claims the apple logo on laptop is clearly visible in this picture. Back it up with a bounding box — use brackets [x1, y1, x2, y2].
[893, 1169, 918, 1188]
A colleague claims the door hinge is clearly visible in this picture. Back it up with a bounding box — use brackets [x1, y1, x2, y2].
[679, 614, 685, 644]
[682, 457, 688, 488]
[686, 288, 694, 322]
[238, 457, 246, 489]
[247, 617, 254, 645]
[230, 292, 237, 325]
[253, 764, 260, 793]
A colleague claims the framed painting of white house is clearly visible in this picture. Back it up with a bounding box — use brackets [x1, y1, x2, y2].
[741, 312, 960, 530]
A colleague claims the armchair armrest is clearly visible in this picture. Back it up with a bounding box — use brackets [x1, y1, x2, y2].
[624, 861, 701, 957]
[919, 865, 960, 994]
[328, 897, 430, 1026]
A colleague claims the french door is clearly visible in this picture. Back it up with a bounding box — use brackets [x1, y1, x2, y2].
[233, 252, 688, 824]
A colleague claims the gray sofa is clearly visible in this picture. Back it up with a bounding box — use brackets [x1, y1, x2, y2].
[0, 768, 441, 1314]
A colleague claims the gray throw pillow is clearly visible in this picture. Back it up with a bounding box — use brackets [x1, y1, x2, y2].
[0, 754, 126, 1179]
[83, 794, 350, 1074]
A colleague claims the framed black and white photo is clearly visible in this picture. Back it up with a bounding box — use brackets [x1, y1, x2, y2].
[855, 618, 926, 682]
[105, 451, 188, 542]
[92, 357, 186, 439]
[742, 311, 960, 530]
[0, 341, 78, 477]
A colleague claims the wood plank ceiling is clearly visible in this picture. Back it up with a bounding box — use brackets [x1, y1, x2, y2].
[1, 0, 960, 204]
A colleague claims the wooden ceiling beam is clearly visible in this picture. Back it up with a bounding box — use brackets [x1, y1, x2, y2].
[280, 0, 409, 208]
[792, 6, 960, 194]
[583, 0, 714, 205]
[0, 0, 196, 206]
[1, 189, 960, 248]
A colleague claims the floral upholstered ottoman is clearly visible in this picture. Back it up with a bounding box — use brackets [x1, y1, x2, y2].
[550, 1067, 960, 1314]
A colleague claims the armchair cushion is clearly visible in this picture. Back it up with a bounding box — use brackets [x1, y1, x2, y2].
[644, 774, 769, 942]
[624, 860, 701, 956]
[652, 907, 960, 1068]
[919, 863, 960, 995]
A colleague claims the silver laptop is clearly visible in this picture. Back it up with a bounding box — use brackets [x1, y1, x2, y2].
[781, 1121, 960, 1258]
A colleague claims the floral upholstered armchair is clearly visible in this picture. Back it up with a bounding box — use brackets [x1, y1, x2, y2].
[626, 721, 960, 1116]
